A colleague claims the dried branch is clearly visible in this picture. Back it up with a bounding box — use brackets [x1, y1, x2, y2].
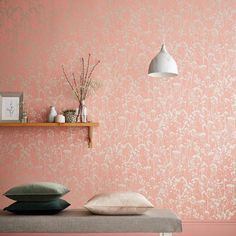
[62, 54, 100, 103]
[88, 60, 100, 80]
[62, 65, 80, 101]
[83, 60, 100, 99]
[72, 72, 80, 97]
[84, 53, 91, 81]
[72, 72, 77, 88]
[80, 57, 85, 87]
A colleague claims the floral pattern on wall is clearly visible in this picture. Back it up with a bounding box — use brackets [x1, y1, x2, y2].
[0, 0, 235, 221]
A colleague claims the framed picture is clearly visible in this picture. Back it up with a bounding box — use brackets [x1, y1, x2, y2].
[0, 92, 23, 123]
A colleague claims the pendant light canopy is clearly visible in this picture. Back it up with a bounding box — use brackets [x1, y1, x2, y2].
[148, 44, 178, 78]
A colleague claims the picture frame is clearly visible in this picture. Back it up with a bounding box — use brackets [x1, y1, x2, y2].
[0, 92, 23, 123]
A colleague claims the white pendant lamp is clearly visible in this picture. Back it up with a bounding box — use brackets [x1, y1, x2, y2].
[148, 44, 178, 77]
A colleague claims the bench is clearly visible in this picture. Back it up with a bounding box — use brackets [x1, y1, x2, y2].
[0, 208, 182, 236]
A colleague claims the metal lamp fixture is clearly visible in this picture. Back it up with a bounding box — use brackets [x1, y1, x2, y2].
[148, 44, 178, 78]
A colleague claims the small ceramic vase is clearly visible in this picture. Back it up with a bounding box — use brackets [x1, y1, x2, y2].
[55, 114, 65, 123]
[48, 106, 57, 122]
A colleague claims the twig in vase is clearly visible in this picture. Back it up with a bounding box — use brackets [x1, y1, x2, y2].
[72, 72, 80, 97]
[62, 65, 80, 101]
[72, 73, 77, 88]
[83, 60, 100, 100]
[62, 54, 100, 103]
[84, 53, 91, 82]
[80, 57, 85, 88]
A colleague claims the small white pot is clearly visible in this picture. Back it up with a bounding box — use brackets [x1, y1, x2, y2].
[55, 114, 65, 123]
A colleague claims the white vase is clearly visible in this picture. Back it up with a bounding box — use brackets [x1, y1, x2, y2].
[81, 100, 87, 123]
[55, 114, 65, 123]
[48, 106, 57, 122]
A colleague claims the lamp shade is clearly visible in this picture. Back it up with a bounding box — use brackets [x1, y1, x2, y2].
[148, 44, 178, 77]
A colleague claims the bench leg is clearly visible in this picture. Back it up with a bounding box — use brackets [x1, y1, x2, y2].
[160, 233, 172, 236]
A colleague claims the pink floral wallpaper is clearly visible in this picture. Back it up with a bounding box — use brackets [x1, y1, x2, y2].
[0, 0, 235, 222]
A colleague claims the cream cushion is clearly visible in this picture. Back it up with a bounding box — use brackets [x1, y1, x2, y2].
[84, 192, 154, 215]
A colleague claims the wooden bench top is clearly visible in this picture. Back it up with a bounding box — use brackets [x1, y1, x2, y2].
[0, 208, 182, 233]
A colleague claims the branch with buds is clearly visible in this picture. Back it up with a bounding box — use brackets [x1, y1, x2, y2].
[62, 54, 100, 102]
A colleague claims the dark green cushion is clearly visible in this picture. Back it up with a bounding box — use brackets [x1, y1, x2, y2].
[4, 182, 69, 201]
[4, 199, 70, 215]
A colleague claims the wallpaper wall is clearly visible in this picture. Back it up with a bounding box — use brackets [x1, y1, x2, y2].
[0, 0, 235, 222]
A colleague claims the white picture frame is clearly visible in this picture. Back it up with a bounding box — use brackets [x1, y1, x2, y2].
[0, 92, 23, 123]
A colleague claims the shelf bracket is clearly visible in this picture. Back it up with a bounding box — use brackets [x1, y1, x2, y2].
[88, 126, 93, 148]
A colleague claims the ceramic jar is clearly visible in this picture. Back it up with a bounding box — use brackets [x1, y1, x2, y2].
[55, 114, 65, 123]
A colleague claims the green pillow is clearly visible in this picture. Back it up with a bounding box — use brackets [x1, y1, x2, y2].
[4, 199, 70, 214]
[4, 182, 69, 201]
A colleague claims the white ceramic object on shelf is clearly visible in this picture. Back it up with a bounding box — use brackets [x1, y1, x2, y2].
[81, 100, 87, 123]
[55, 114, 65, 123]
[48, 106, 57, 122]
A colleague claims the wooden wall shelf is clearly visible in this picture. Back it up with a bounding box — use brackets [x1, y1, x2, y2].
[0, 122, 99, 148]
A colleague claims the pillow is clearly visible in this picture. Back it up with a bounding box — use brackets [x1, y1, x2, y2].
[3, 199, 70, 215]
[4, 182, 69, 201]
[84, 192, 154, 215]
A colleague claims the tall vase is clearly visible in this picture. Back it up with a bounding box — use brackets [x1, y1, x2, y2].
[80, 100, 87, 123]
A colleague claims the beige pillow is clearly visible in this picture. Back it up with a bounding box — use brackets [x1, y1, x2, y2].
[84, 192, 154, 215]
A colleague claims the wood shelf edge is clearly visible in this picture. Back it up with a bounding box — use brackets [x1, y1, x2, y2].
[0, 122, 99, 127]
